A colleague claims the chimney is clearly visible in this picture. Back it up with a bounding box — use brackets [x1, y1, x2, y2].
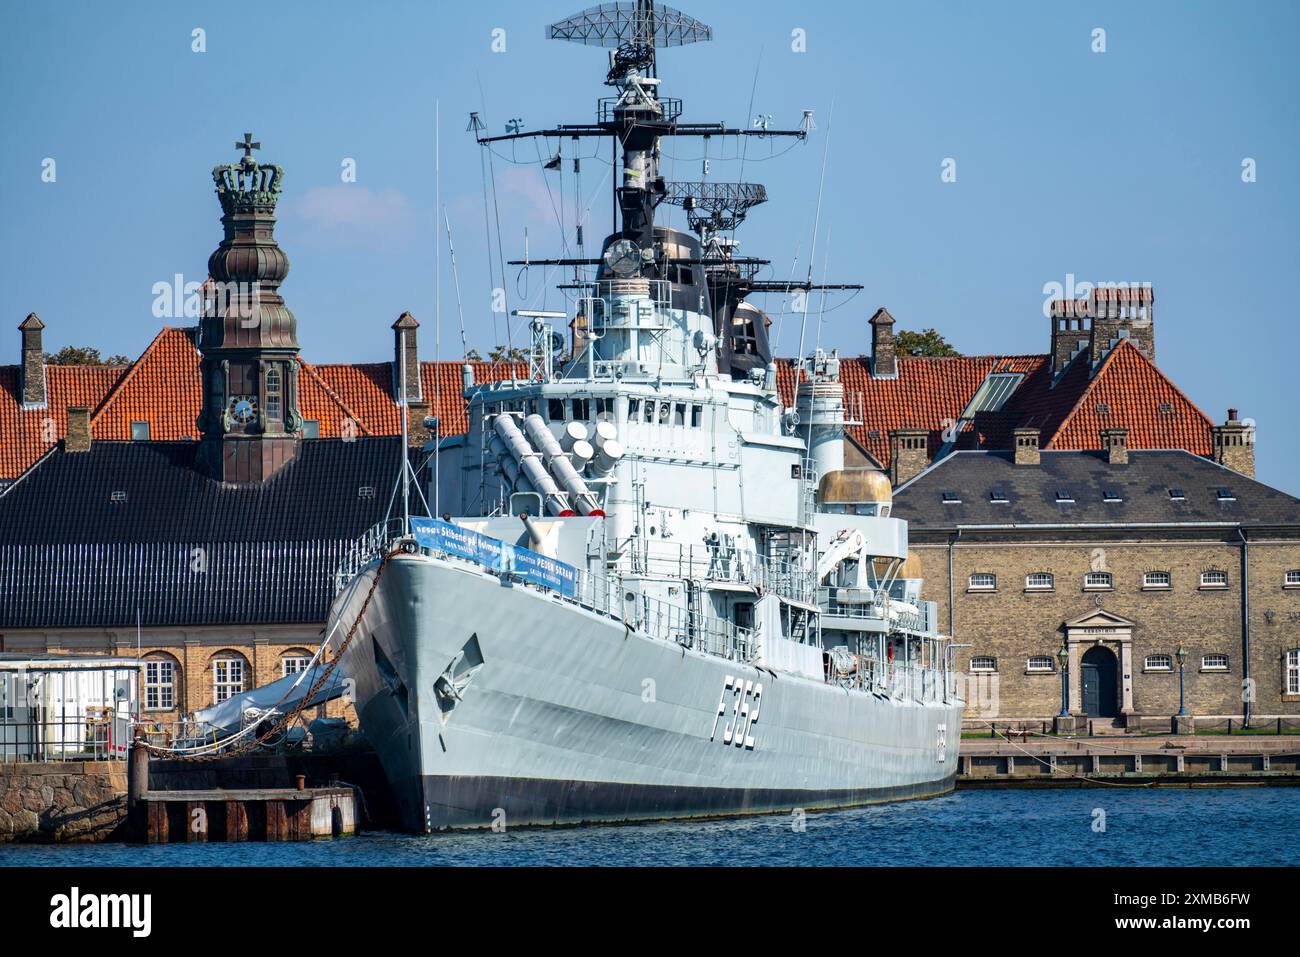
[18, 313, 46, 407]
[1088, 286, 1155, 368]
[1100, 427, 1128, 466]
[1212, 408, 1255, 479]
[65, 406, 92, 452]
[889, 427, 929, 486]
[392, 312, 421, 402]
[869, 307, 897, 378]
[1048, 300, 1091, 377]
[1013, 426, 1040, 466]
[407, 400, 431, 449]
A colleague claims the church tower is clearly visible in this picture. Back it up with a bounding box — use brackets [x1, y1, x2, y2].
[196, 134, 303, 483]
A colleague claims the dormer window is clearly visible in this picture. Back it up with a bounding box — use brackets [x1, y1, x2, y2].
[941, 491, 961, 505]
[130, 421, 150, 441]
[1216, 488, 1236, 502]
[1103, 488, 1123, 503]
[1055, 490, 1074, 504]
[1168, 488, 1186, 501]
[989, 490, 1009, 504]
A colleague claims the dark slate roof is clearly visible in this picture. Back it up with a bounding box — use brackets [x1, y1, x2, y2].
[0, 438, 423, 628]
[892, 450, 1300, 529]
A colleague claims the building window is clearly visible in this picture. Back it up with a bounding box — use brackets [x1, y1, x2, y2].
[1287, 650, 1300, 695]
[968, 573, 996, 591]
[989, 489, 1009, 504]
[1201, 654, 1230, 672]
[1285, 570, 1300, 588]
[213, 657, 246, 703]
[1025, 572, 1054, 591]
[1055, 490, 1075, 504]
[1026, 656, 1055, 673]
[1143, 571, 1171, 589]
[130, 420, 150, 441]
[144, 658, 177, 711]
[302, 420, 320, 438]
[941, 491, 961, 505]
[1084, 572, 1112, 590]
[1200, 570, 1229, 589]
[1144, 655, 1172, 672]
[1103, 488, 1123, 503]
[1167, 487, 1185, 501]
[265, 366, 282, 422]
[282, 655, 313, 677]
[970, 657, 997, 673]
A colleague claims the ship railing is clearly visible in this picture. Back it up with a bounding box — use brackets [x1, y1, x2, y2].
[333, 518, 408, 591]
[597, 96, 682, 124]
[637, 542, 817, 606]
[569, 570, 753, 662]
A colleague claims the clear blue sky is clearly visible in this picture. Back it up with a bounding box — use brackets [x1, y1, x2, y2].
[2, 1, 1297, 491]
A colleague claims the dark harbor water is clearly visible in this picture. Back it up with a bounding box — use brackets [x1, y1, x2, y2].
[2, 787, 1295, 867]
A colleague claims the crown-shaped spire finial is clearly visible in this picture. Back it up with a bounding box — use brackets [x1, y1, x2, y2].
[212, 132, 283, 216]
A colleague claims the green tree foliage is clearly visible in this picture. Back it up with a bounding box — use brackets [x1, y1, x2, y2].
[895, 328, 960, 357]
[487, 345, 530, 363]
[43, 346, 131, 366]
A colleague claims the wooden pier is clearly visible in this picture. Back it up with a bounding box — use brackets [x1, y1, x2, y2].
[957, 735, 1300, 787]
[127, 741, 358, 843]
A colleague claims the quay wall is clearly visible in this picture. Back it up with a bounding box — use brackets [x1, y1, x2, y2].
[0, 761, 128, 843]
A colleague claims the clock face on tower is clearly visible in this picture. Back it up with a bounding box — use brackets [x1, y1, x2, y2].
[229, 396, 258, 424]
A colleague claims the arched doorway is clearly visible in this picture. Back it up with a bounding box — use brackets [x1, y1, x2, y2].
[1080, 645, 1118, 717]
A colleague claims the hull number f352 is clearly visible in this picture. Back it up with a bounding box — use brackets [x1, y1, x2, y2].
[711, 675, 762, 749]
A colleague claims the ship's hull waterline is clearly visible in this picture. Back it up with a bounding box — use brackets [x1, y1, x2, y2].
[332, 553, 963, 833]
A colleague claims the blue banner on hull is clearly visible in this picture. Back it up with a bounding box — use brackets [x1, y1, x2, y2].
[410, 518, 578, 597]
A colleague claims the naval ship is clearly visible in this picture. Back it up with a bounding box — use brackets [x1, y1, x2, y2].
[328, 1, 964, 832]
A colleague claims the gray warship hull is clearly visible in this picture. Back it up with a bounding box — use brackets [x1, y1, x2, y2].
[332, 552, 962, 833]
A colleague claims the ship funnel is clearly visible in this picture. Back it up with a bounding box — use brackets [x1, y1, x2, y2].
[524, 414, 605, 516]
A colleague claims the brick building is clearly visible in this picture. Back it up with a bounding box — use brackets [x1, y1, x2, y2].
[892, 431, 1300, 729]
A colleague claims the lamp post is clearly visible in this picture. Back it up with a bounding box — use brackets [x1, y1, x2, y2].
[1057, 645, 1070, 718]
[1175, 644, 1188, 717]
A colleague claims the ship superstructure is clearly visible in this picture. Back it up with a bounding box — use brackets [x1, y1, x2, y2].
[329, 1, 963, 832]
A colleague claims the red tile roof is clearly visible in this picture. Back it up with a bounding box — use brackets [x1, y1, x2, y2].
[775, 339, 1212, 468]
[0, 324, 1213, 480]
[1044, 338, 1213, 454]
[777, 354, 1048, 467]
[89, 327, 203, 441]
[0, 363, 126, 480]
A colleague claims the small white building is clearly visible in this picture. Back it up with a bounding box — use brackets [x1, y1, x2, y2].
[0, 654, 141, 762]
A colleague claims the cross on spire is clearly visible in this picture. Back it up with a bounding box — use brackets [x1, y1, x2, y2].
[236, 132, 261, 161]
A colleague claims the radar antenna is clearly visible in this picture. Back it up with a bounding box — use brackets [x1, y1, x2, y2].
[662, 181, 768, 238]
[547, 1, 712, 78]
